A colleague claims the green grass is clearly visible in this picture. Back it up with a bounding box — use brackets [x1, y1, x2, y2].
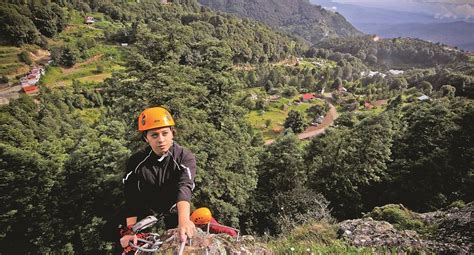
[0, 46, 27, 77]
[42, 9, 128, 88]
[41, 62, 124, 87]
[0, 53, 20, 65]
[267, 221, 374, 254]
[247, 96, 325, 140]
[269, 239, 374, 254]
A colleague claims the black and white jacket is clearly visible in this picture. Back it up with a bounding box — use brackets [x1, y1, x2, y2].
[122, 142, 196, 217]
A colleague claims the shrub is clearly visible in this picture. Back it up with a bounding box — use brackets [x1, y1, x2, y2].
[366, 204, 424, 231]
[0, 75, 9, 84]
[18, 51, 32, 65]
[447, 200, 466, 209]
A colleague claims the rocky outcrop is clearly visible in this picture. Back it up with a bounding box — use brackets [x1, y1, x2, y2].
[338, 218, 427, 251]
[338, 203, 474, 254]
[157, 228, 272, 254]
[421, 202, 473, 253]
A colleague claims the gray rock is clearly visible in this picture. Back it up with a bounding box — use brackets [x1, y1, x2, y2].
[157, 228, 273, 255]
[337, 217, 469, 254]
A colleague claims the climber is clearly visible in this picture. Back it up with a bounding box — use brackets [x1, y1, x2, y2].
[120, 106, 197, 248]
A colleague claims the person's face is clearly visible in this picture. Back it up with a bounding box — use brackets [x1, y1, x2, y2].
[145, 127, 174, 156]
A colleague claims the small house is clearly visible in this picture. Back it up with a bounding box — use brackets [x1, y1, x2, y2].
[364, 102, 374, 110]
[338, 86, 347, 93]
[269, 95, 280, 101]
[301, 93, 316, 102]
[22, 85, 39, 94]
[85, 16, 95, 24]
[417, 95, 430, 101]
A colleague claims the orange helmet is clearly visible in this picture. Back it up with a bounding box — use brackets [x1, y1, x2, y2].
[138, 107, 175, 131]
[191, 207, 212, 225]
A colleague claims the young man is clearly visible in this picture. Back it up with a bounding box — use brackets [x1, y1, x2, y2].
[120, 107, 196, 248]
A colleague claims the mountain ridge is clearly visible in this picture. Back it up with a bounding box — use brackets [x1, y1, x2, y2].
[197, 0, 362, 44]
[310, 0, 474, 51]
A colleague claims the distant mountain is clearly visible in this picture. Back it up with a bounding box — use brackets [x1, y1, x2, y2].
[310, 0, 438, 26]
[310, 0, 474, 52]
[375, 21, 474, 52]
[197, 0, 362, 44]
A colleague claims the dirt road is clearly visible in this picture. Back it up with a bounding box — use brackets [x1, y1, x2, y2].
[265, 95, 339, 145]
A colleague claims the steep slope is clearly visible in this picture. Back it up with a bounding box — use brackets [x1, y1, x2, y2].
[197, 0, 362, 44]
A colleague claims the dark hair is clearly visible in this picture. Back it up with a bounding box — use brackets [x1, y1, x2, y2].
[142, 126, 177, 142]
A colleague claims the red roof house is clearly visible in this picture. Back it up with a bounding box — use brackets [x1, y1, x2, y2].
[301, 93, 316, 102]
[22, 85, 39, 94]
[364, 102, 374, 110]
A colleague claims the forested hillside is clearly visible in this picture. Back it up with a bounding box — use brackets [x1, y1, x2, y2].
[0, 0, 472, 254]
[197, 0, 362, 44]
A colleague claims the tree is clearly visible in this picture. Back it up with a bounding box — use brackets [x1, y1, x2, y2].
[441, 84, 456, 98]
[366, 54, 377, 65]
[332, 77, 343, 90]
[281, 86, 298, 98]
[60, 46, 79, 67]
[385, 99, 472, 211]
[31, 5, 58, 37]
[390, 77, 408, 90]
[248, 134, 307, 234]
[0, 6, 41, 45]
[306, 114, 394, 219]
[418, 80, 432, 94]
[284, 110, 306, 133]
[0, 75, 9, 84]
[306, 104, 325, 119]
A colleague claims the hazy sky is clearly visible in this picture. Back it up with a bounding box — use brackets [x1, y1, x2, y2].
[333, 0, 474, 19]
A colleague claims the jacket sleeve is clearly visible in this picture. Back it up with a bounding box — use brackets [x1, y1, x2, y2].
[176, 149, 196, 202]
[122, 155, 143, 217]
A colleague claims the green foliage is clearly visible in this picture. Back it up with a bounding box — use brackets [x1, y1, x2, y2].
[1, 0, 472, 253]
[0, 75, 8, 83]
[366, 204, 424, 231]
[317, 36, 466, 69]
[306, 113, 394, 219]
[306, 104, 325, 119]
[268, 221, 372, 254]
[0, 6, 41, 45]
[0, 84, 129, 253]
[198, 0, 361, 44]
[18, 51, 32, 65]
[447, 200, 466, 209]
[284, 110, 307, 133]
[246, 134, 326, 234]
[385, 98, 474, 212]
[60, 46, 79, 67]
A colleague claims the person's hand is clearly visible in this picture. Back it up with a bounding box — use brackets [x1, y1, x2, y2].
[177, 219, 195, 242]
[120, 234, 137, 248]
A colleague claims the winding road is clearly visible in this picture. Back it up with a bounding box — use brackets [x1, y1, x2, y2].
[265, 94, 339, 145]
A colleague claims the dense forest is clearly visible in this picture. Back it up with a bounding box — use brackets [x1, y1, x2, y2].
[0, 0, 472, 253]
[198, 0, 362, 44]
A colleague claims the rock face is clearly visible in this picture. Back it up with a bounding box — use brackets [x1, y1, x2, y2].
[338, 202, 474, 255]
[338, 218, 427, 251]
[421, 202, 473, 253]
[156, 228, 272, 255]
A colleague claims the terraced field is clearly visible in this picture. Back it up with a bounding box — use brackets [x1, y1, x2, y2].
[0, 46, 28, 78]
